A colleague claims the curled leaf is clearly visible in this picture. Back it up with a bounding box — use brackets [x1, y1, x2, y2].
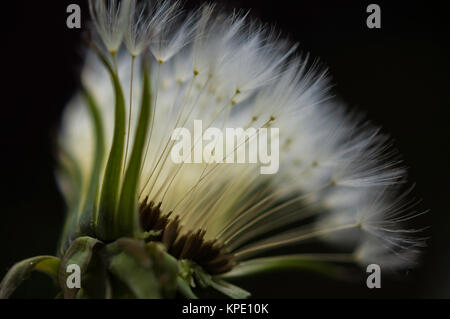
[0, 256, 60, 299]
[58, 236, 103, 299]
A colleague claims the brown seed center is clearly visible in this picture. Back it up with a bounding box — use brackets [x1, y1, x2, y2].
[139, 198, 236, 275]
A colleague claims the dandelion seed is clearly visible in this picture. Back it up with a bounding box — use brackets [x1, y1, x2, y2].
[149, 2, 196, 63]
[125, 0, 181, 57]
[88, 0, 132, 54]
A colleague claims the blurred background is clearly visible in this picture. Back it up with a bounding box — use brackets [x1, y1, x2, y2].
[0, 0, 449, 298]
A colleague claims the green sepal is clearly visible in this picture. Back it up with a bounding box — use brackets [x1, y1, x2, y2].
[146, 242, 179, 297]
[185, 260, 251, 299]
[109, 252, 160, 298]
[105, 239, 179, 298]
[208, 278, 251, 299]
[0, 256, 60, 299]
[220, 255, 346, 280]
[117, 62, 152, 238]
[108, 272, 136, 298]
[58, 236, 104, 299]
[74, 250, 110, 299]
[106, 239, 160, 299]
[57, 148, 84, 256]
[176, 277, 198, 299]
[78, 86, 106, 237]
[95, 48, 127, 241]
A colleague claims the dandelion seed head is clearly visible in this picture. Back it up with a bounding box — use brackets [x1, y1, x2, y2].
[59, 1, 426, 276]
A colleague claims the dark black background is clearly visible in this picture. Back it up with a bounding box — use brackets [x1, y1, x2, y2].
[0, 0, 449, 298]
